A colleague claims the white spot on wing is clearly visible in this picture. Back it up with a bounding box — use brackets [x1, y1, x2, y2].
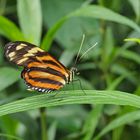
[41, 89, 46, 92]
[17, 57, 28, 64]
[35, 87, 38, 90]
[16, 44, 25, 50]
[7, 42, 14, 50]
[8, 52, 16, 57]
[38, 88, 42, 92]
[6, 49, 9, 54]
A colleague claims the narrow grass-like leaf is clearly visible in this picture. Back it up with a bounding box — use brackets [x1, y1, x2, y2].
[94, 110, 140, 140]
[0, 67, 20, 92]
[120, 50, 140, 64]
[0, 133, 23, 140]
[124, 38, 140, 44]
[128, 0, 140, 22]
[82, 105, 103, 140]
[0, 90, 140, 117]
[70, 6, 140, 32]
[108, 76, 125, 90]
[17, 0, 42, 45]
[0, 16, 24, 41]
[101, 27, 114, 68]
[41, 17, 67, 50]
[41, 5, 140, 50]
[48, 121, 57, 140]
[111, 64, 137, 84]
[10, 113, 38, 139]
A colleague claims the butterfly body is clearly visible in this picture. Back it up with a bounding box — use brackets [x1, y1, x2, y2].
[5, 41, 77, 93]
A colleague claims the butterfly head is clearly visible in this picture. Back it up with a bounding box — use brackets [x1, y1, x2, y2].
[70, 67, 78, 74]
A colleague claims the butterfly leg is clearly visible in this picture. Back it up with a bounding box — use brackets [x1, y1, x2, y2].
[72, 79, 86, 95]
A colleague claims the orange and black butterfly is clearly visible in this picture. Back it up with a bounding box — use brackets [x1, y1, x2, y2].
[5, 41, 78, 93]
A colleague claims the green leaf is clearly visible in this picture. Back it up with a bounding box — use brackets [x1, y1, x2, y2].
[124, 38, 140, 44]
[101, 27, 114, 70]
[10, 113, 38, 139]
[48, 121, 57, 140]
[107, 76, 125, 90]
[42, 0, 85, 26]
[94, 110, 140, 140]
[0, 67, 20, 92]
[120, 50, 140, 64]
[82, 105, 103, 140]
[70, 5, 140, 32]
[0, 16, 24, 41]
[128, 0, 140, 22]
[41, 5, 140, 50]
[17, 0, 42, 45]
[0, 90, 140, 117]
[111, 64, 137, 84]
[42, 0, 100, 51]
[0, 133, 23, 140]
[41, 17, 68, 50]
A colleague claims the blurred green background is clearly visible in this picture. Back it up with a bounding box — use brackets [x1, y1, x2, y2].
[0, 0, 140, 140]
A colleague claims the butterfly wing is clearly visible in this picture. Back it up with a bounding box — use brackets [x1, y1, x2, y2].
[5, 41, 70, 92]
[5, 41, 44, 66]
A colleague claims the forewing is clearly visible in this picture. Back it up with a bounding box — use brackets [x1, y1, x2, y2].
[5, 41, 45, 66]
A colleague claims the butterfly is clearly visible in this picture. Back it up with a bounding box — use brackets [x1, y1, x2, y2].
[5, 41, 78, 93]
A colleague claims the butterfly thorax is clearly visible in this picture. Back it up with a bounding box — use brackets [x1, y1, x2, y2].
[67, 67, 78, 84]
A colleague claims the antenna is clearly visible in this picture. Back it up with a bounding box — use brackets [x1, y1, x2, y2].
[78, 42, 98, 62]
[75, 34, 85, 65]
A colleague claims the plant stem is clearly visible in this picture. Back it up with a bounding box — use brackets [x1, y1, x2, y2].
[40, 107, 47, 140]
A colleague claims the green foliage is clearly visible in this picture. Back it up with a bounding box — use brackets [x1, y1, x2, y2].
[0, 67, 20, 92]
[17, 0, 42, 45]
[0, 16, 25, 41]
[0, 0, 140, 140]
[125, 38, 140, 44]
[1, 90, 140, 117]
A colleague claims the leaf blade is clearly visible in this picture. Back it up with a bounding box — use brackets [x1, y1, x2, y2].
[0, 16, 24, 41]
[17, 0, 42, 45]
[0, 67, 20, 92]
[0, 90, 140, 117]
[94, 110, 140, 140]
[41, 5, 140, 50]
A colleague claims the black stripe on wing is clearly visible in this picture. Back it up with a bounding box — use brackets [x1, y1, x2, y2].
[43, 60, 63, 69]
[30, 78, 64, 86]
